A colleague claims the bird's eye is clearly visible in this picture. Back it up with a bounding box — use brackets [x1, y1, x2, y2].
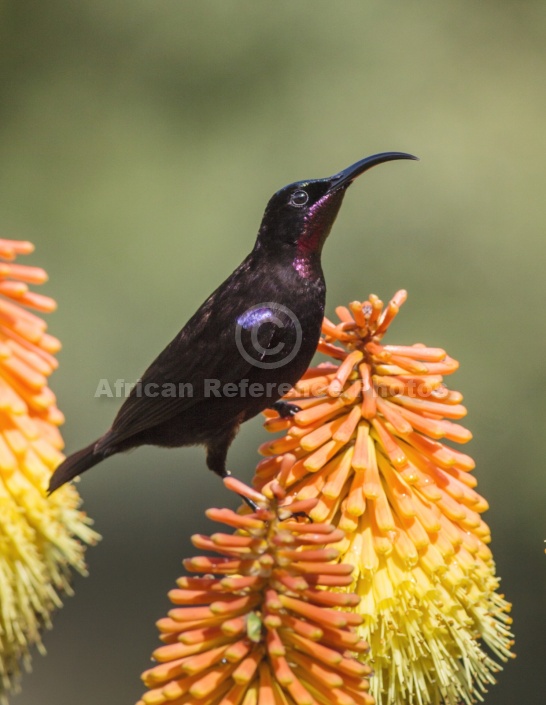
[289, 189, 309, 207]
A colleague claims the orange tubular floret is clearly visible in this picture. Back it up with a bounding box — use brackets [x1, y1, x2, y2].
[328, 350, 363, 396]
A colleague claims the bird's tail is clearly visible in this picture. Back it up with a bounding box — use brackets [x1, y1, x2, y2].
[48, 441, 104, 494]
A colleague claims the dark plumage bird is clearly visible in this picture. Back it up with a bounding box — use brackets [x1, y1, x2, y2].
[48, 152, 416, 495]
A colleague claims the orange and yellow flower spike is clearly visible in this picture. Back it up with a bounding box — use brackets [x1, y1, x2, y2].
[0, 238, 99, 699]
[256, 291, 514, 705]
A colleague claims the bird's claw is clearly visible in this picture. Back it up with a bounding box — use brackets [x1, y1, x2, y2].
[271, 400, 300, 418]
[241, 496, 310, 520]
[240, 494, 260, 512]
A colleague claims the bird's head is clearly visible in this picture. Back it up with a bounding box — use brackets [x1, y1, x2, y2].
[256, 152, 418, 259]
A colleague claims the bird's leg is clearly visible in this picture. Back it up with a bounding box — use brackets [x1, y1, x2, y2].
[206, 437, 259, 512]
[207, 437, 309, 517]
[270, 400, 301, 418]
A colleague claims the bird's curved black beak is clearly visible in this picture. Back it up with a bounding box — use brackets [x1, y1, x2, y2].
[327, 152, 418, 193]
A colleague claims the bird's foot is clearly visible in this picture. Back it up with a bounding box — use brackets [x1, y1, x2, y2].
[240, 495, 259, 512]
[220, 469, 260, 511]
[271, 400, 300, 418]
[222, 472, 310, 517]
[239, 492, 309, 518]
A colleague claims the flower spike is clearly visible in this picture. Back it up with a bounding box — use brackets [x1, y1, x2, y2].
[137, 480, 372, 705]
[0, 238, 99, 699]
[256, 291, 514, 705]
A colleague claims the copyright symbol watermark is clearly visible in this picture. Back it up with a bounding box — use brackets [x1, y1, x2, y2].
[235, 302, 302, 369]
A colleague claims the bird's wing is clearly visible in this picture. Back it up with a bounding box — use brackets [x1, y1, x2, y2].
[104, 292, 298, 445]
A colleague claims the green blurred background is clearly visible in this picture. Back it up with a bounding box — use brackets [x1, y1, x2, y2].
[1, 1, 544, 703]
